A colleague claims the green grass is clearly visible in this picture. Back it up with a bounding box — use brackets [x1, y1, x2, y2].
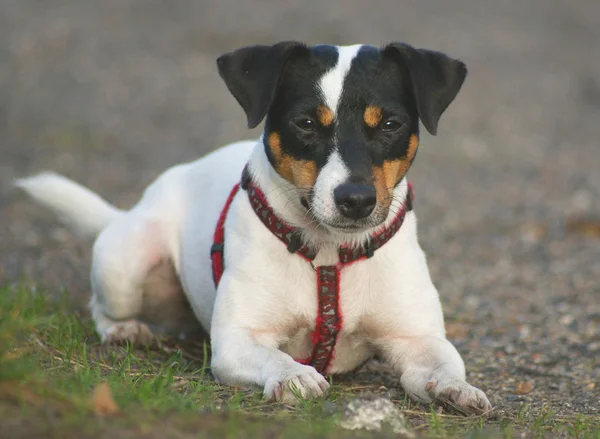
[1, 284, 599, 439]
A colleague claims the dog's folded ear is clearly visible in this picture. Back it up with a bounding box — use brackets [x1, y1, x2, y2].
[217, 42, 308, 129]
[383, 43, 467, 136]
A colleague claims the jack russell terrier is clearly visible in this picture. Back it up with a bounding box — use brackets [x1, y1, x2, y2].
[17, 41, 492, 414]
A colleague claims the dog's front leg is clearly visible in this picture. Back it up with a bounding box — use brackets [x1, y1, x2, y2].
[209, 276, 329, 403]
[210, 328, 329, 403]
[378, 336, 492, 415]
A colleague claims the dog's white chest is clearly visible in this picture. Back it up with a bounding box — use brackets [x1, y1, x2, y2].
[268, 248, 377, 374]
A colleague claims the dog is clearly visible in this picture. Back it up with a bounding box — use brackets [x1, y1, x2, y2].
[16, 41, 492, 414]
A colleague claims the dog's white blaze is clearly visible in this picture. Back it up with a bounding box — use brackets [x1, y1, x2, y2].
[318, 45, 363, 114]
[312, 149, 349, 222]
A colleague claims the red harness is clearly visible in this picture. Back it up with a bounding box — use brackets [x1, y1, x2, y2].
[211, 166, 414, 374]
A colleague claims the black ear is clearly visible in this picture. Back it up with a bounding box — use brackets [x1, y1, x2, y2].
[383, 43, 467, 135]
[216, 42, 308, 129]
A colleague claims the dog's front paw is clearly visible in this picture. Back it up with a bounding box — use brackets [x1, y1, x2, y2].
[264, 364, 330, 404]
[426, 378, 491, 415]
[101, 320, 154, 345]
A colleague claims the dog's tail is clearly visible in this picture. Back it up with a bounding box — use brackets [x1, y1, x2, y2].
[15, 172, 124, 238]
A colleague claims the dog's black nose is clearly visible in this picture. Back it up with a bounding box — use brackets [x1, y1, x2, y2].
[334, 183, 377, 220]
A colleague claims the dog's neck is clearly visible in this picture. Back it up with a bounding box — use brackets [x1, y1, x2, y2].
[246, 138, 411, 250]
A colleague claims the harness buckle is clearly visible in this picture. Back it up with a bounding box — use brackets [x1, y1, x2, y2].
[210, 243, 224, 255]
[287, 233, 302, 254]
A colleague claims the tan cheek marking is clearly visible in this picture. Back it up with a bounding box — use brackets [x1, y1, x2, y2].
[408, 134, 419, 158]
[290, 159, 317, 189]
[316, 105, 334, 127]
[373, 134, 420, 207]
[363, 105, 383, 128]
[268, 131, 317, 188]
[268, 132, 282, 160]
[396, 133, 419, 177]
[372, 166, 389, 208]
[268, 132, 293, 181]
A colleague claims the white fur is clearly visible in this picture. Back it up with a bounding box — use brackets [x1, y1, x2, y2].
[311, 150, 349, 227]
[16, 139, 491, 411]
[15, 45, 491, 412]
[318, 45, 362, 114]
[15, 172, 123, 238]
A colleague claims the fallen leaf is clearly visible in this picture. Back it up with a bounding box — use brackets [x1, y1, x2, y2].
[587, 382, 596, 390]
[92, 382, 119, 415]
[0, 382, 42, 405]
[515, 381, 533, 395]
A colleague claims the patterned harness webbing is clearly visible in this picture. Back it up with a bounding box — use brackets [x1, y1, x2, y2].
[211, 166, 414, 374]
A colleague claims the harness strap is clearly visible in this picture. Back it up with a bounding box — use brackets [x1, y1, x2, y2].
[211, 183, 241, 287]
[211, 166, 414, 375]
[310, 265, 343, 372]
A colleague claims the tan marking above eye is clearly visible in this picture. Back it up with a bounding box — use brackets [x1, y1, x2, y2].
[364, 105, 383, 128]
[316, 105, 334, 127]
[267, 131, 317, 189]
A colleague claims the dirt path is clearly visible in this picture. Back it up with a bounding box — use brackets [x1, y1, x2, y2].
[1, 0, 599, 421]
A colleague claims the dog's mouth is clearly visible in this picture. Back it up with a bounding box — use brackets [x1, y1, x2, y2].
[300, 195, 386, 234]
[321, 222, 367, 232]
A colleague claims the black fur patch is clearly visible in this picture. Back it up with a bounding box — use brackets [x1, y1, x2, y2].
[217, 42, 466, 186]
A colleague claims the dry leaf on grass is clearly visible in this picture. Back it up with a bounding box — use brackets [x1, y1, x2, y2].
[515, 381, 533, 395]
[0, 382, 42, 405]
[92, 382, 119, 415]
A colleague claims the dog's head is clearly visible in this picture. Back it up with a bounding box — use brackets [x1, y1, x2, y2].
[217, 42, 466, 233]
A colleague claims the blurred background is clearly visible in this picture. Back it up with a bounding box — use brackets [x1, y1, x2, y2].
[0, 0, 598, 414]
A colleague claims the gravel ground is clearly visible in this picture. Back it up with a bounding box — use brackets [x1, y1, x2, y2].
[1, 0, 599, 422]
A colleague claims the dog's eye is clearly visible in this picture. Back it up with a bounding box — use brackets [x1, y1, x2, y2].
[381, 120, 403, 132]
[294, 118, 316, 132]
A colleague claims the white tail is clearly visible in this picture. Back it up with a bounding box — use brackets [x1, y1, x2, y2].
[15, 172, 124, 238]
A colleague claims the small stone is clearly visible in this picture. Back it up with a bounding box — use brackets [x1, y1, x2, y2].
[586, 383, 596, 390]
[515, 381, 533, 395]
[519, 223, 548, 243]
[338, 397, 413, 437]
[559, 315, 575, 326]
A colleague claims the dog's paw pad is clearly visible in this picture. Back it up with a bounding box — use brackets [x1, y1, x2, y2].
[429, 379, 492, 415]
[101, 320, 154, 345]
[264, 364, 329, 404]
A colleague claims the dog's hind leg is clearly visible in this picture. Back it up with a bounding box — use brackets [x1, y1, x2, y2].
[89, 210, 167, 344]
